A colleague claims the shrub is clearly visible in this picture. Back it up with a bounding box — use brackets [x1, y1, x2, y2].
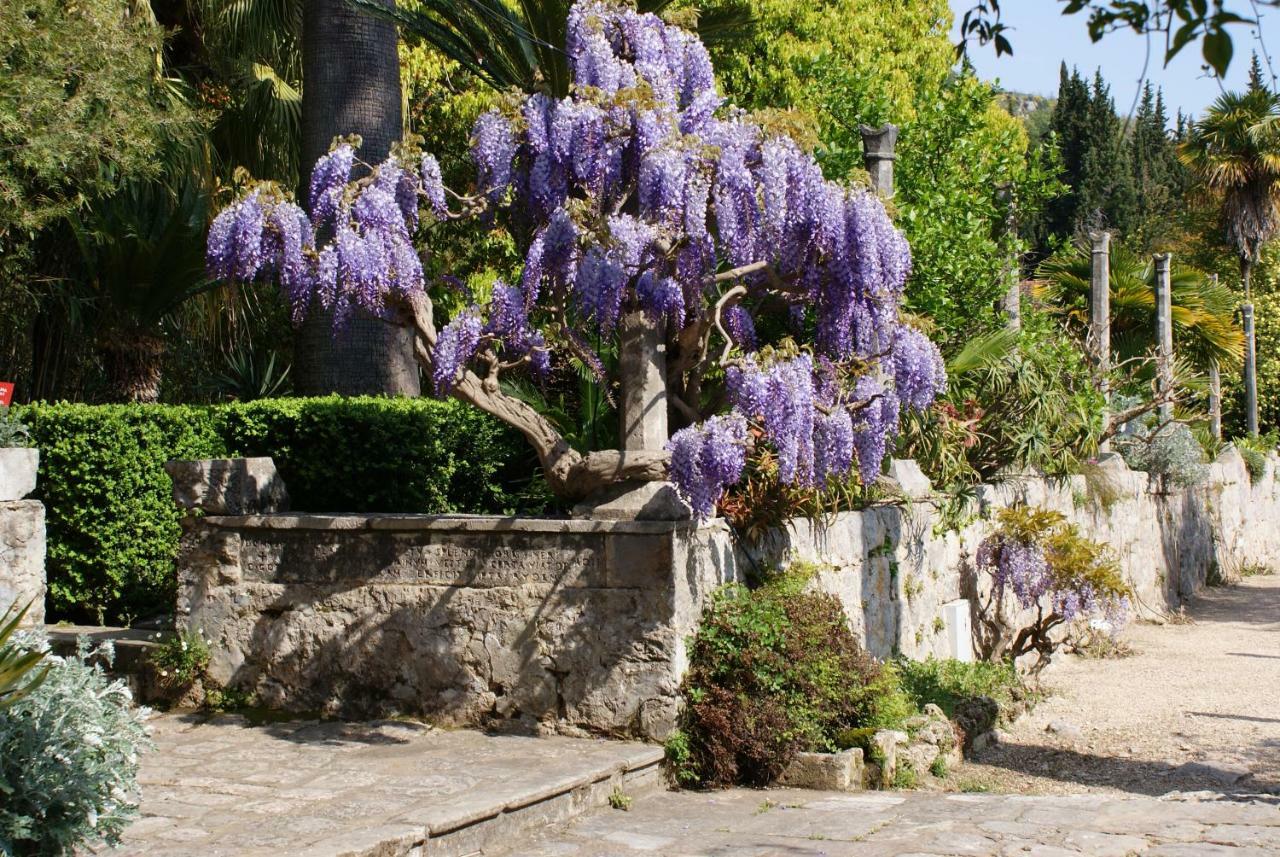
[665, 569, 910, 788]
[974, 505, 1130, 673]
[21, 403, 226, 625]
[1233, 431, 1277, 485]
[894, 657, 1025, 720]
[1113, 410, 1208, 487]
[0, 633, 151, 856]
[149, 629, 209, 688]
[19, 398, 541, 625]
[217, 396, 541, 515]
[0, 407, 31, 448]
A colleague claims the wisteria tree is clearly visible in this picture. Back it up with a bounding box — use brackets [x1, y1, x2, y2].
[205, 1, 946, 517]
[974, 505, 1130, 672]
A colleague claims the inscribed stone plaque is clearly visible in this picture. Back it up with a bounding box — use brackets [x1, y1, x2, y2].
[240, 529, 604, 588]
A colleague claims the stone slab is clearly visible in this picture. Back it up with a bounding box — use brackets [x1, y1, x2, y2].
[0, 447, 38, 501]
[112, 715, 664, 857]
[777, 748, 865, 791]
[166, 457, 290, 516]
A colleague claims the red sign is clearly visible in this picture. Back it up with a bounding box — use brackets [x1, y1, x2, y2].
[0, 383, 13, 407]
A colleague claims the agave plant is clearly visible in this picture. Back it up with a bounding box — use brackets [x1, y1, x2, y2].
[1038, 243, 1245, 374]
[0, 602, 48, 711]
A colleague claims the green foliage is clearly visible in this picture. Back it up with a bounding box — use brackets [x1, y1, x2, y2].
[894, 657, 1024, 720]
[928, 755, 948, 778]
[0, 604, 47, 711]
[19, 398, 540, 625]
[20, 403, 227, 625]
[149, 630, 210, 688]
[607, 787, 633, 811]
[0, 633, 152, 855]
[0, 0, 196, 243]
[899, 313, 1107, 491]
[0, 408, 32, 448]
[892, 759, 919, 789]
[666, 568, 911, 788]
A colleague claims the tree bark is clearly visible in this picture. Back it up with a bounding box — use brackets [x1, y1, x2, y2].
[296, 0, 420, 397]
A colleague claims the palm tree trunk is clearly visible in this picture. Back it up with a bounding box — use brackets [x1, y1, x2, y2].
[295, 0, 420, 397]
[99, 335, 165, 403]
[1242, 253, 1259, 436]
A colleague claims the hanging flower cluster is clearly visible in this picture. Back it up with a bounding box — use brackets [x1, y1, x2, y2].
[204, 1, 946, 515]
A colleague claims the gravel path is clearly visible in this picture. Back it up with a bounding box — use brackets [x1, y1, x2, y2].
[956, 574, 1280, 796]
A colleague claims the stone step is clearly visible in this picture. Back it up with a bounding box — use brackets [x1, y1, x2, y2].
[46, 624, 170, 699]
[113, 715, 667, 857]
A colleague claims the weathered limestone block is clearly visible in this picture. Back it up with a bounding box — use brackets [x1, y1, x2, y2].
[165, 457, 289, 516]
[0, 448, 38, 501]
[778, 748, 864, 791]
[0, 500, 45, 625]
[886, 458, 933, 498]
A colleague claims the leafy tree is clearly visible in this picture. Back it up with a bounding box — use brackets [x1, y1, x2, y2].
[1179, 80, 1280, 298]
[0, 0, 195, 252]
[1129, 84, 1189, 251]
[1036, 67, 1138, 245]
[204, 3, 948, 514]
[697, 0, 1055, 341]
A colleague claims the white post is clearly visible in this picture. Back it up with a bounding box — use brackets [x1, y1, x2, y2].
[1090, 231, 1111, 446]
[1154, 253, 1174, 421]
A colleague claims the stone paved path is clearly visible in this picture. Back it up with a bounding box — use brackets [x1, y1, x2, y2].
[508, 787, 1280, 856]
[108, 715, 661, 857]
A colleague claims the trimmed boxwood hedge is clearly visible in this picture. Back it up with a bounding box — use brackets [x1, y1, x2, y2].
[18, 397, 544, 625]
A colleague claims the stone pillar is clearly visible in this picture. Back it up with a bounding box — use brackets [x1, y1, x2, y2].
[1243, 302, 1259, 436]
[574, 312, 688, 520]
[996, 183, 1021, 331]
[1154, 253, 1174, 421]
[619, 311, 668, 452]
[1090, 231, 1111, 446]
[0, 448, 45, 626]
[1209, 362, 1223, 441]
[860, 124, 898, 198]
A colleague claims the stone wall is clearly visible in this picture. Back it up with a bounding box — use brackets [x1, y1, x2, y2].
[175, 446, 1280, 740]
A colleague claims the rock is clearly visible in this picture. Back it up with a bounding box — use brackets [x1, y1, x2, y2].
[954, 696, 999, 749]
[870, 730, 901, 789]
[777, 748, 864, 791]
[1046, 720, 1084, 742]
[165, 458, 290, 516]
[899, 741, 940, 776]
[0, 447, 38, 501]
[885, 458, 933, 498]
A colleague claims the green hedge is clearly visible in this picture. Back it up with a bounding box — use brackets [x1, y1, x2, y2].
[19, 397, 542, 625]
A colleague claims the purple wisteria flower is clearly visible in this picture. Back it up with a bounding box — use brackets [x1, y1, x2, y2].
[203, 1, 946, 519]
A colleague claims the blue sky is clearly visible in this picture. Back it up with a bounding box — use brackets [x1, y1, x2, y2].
[948, 1, 1263, 120]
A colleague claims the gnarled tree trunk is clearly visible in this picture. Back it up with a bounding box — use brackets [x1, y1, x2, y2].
[296, 0, 420, 396]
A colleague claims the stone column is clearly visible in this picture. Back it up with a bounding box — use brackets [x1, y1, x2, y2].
[1209, 362, 1223, 441]
[1243, 302, 1259, 436]
[619, 310, 668, 452]
[1208, 275, 1222, 441]
[860, 124, 898, 198]
[997, 183, 1021, 331]
[573, 312, 688, 520]
[1154, 253, 1174, 421]
[0, 448, 45, 626]
[1090, 231, 1111, 446]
